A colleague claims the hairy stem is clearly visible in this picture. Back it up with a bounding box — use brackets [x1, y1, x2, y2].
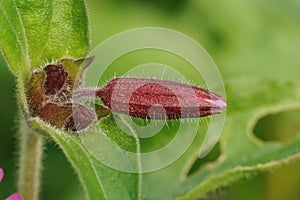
[18, 116, 44, 200]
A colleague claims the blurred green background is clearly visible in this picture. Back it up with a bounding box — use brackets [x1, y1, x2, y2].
[1, 0, 300, 199]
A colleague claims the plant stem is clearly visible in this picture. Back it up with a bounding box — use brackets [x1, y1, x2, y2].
[18, 116, 44, 200]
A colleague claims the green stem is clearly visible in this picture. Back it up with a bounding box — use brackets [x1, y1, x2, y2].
[18, 116, 44, 200]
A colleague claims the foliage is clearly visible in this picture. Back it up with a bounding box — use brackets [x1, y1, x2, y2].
[1, 0, 300, 200]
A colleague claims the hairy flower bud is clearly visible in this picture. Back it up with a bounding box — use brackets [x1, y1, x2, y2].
[96, 78, 226, 120]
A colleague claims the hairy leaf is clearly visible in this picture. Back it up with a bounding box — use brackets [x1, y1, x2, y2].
[0, 0, 89, 75]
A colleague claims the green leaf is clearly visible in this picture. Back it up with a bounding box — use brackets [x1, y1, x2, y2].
[170, 78, 300, 200]
[0, 0, 89, 75]
[29, 115, 141, 200]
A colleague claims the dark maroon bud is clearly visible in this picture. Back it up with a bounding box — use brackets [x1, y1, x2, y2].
[26, 57, 97, 131]
[43, 64, 68, 96]
[96, 78, 227, 120]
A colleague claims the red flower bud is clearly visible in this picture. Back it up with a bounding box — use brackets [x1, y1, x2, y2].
[96, 78, 226, 120]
